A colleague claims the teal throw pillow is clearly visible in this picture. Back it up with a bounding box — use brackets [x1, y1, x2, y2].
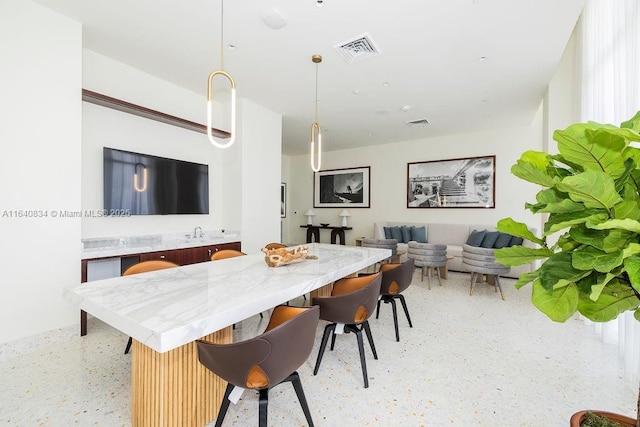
[509, 236, 524, 246]
[400, 226, 413, 243]
[383, 227, 392, 239]
[466, 229, 486, 247]
[493, 232, 513, 249]
[389, 226, 403, 242]
[411, 226, 427, 243]
[480, 231, 500, 248]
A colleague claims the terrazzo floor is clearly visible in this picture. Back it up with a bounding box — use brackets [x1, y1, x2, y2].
[1, 270, 637, 426]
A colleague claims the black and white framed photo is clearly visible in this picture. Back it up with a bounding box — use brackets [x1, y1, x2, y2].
[314, 166, 370, 208]
[407, 156, 495, 208]
[280, 183, 286, 218]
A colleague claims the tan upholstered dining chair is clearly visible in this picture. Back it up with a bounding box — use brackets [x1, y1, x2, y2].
[197, 305, 319, 427]
[122, 260, 179, 354]
[312, 272, 382, 388]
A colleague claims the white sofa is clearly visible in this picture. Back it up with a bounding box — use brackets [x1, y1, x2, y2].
[373, 221, 534, 279]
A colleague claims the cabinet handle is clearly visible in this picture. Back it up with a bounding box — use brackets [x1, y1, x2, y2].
[160, 255, 165, 259]
[215, 248, 219, 252]
[208, 249, 212, 256]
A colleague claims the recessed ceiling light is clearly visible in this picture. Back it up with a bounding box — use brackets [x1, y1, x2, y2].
[263, 12, 287, 30]
[479, 56, 487, 61]
[400, 105, 411, 112]
[352, 89, 361, 95]
[382, 81, 390, 87]
[227, 44, 236, 50]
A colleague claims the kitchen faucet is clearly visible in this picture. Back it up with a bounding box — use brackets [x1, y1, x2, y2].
[193, 226, 203, 238]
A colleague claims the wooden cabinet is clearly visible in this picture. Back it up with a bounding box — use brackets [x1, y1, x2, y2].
[200, 241, 242, 261]
[137, 242, 242, 265]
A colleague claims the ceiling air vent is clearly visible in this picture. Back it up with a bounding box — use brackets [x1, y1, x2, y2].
[334, 33, 381, 64]
[406, 118, 431, 127]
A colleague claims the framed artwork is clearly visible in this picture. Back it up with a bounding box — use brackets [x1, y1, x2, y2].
[407, 155, 495, 208]
[280, 183, 286, 218]
[314, 166, 370, 208]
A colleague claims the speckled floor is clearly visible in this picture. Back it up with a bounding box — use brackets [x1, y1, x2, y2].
[1, 270, 637, 426]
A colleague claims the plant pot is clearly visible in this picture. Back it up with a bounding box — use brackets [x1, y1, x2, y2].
[570, 410, 636, 427]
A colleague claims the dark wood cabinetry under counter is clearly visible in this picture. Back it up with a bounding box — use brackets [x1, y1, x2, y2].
[80, 240, 241, 335]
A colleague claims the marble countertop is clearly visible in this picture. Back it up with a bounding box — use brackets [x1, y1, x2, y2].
[81, 231, 240, 260]
[66, 243, 391, 353]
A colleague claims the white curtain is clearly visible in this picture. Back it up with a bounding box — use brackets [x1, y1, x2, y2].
[579, 0, 640, 387]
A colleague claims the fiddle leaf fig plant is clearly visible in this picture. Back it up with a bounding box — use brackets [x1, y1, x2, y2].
[494, 111, 640, 323]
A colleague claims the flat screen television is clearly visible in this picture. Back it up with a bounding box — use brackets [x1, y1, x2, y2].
[103, 147, 209, 215]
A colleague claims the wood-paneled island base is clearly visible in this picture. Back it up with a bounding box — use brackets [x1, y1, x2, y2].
[66, 243, 391, 427]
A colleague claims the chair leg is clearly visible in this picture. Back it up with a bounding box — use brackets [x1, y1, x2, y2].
[313, 323, 335, 376]
[124, 337, 133, 354]
[287, 372, 315, 427]
[494, 275, 505, 300]
[361, 320, 378, 360]
[375, 298, 382, 319]
[214, 383, 234, 427]
[350, 326, 370, 388]
[258, 388, 269, 427]
[436, 266, 442, 286]
[469, 272, 478, 296]
[389, 297, 400, 342]
[396, 294, 413, 328]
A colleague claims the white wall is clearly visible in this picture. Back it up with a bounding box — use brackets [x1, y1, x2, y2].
[284, 111, 545, 246]
[0, 0, 82, 343]
[240, 99, 283, 253]
[81, 51, 226, 237]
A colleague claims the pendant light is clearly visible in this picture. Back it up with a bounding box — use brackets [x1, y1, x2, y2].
[310, 54, 323, 172]
[206, 0, 236, 149]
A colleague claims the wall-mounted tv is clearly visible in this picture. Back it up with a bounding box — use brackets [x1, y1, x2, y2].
[103, 147, 209, 215]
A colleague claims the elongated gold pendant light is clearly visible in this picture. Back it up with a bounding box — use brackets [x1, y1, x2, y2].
[310, 54, 323, 172]
[206, 0, 236, 149]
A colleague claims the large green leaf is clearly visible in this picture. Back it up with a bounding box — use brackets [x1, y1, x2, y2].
[623, 256, 640, 295]
[555, 122, 627, 178]
[621, 110, 640, 132]
[569, 225, 631, 253]
[511, 161, 557, 187]
[544, 210, 608, 235]
[531, 279, 578, 322]
[571, 246, 623, 273]
[513, 270, 539, 289]
[555, 170, 622, 210]
[577, 279, 639, 322]
[496, 218, 543, 245]
[494, 246, 552, 266]
[613, 199, 640, 220]
[527, 188, 582, 214]
[587, 218, 640, 234]
[538, 252, 592, 291]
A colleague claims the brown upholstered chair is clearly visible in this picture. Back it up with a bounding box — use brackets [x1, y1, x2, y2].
[211, 249, 246, 261]
[197, 305, 320, 427]
[376, 258, 414, 342]
[122, 260, 179, 354]
[312, 272, 382, 388]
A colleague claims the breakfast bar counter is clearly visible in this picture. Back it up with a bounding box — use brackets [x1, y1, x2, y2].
[66, 243, 391, 426]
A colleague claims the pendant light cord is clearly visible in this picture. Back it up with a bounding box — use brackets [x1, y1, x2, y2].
[220, 0, 225, 70]
[314, 62, 319, 122]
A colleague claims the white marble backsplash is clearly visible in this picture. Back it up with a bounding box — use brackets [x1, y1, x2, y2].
[81, 230, 241, 259]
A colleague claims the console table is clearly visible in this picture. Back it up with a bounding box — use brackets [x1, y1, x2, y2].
[300, 224, 353, 245]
